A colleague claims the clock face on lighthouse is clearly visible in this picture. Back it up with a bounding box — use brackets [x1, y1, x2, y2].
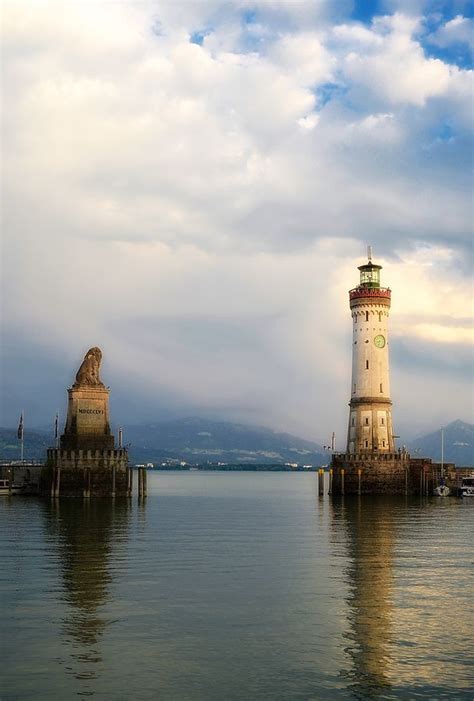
[374, 334, 386, 348]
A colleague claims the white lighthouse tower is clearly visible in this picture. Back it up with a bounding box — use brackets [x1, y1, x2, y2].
[346, 248, 395, 454]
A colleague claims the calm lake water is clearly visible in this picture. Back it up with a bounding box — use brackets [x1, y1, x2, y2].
[1, 472, 473, 701]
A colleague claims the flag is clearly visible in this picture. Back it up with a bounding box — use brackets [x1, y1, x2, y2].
[54, 412, 59, 439]
[17, 413, 24, 440]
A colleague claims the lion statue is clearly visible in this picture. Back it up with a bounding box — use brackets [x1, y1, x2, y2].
[73, 347, 105, 387]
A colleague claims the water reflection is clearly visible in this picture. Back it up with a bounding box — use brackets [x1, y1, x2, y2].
[332, 497, 396, 700]
[42, 499, 131, 689]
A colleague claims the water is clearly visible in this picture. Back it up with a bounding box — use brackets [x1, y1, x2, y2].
[1, 472, 473, 700]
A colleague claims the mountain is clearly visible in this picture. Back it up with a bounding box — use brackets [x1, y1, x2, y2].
[122, 417, 327, 465]
[407, 420, 474, 467]
[2, 417, 472, 467]
[0, 418, 327, 466]
[0, 428, 51, 461]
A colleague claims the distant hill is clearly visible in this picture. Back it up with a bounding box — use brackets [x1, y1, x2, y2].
[2, 417, 472, 467]
[0, 428, 51, 461]
[0, 418, 327, 466]
[122, 417, 327, 465]
[407, 420, 474, 467]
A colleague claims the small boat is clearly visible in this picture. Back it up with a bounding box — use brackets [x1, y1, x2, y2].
[0, 479, 26, 495]
[433, 428, 451, 497]
[433, 479, 450, 497]
[460, 474, 474, 498]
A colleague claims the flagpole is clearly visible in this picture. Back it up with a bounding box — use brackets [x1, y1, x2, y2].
[55, 411, 60, 449]
[21, 410, 24, 463]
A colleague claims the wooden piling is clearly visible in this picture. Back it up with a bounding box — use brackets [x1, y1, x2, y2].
[142, 468, 147, 498]
[328, 468, 333, 495]
[111, 465, 116, 498]
[357, 468, 362, 496]
[405, 467, 408, 496]
[138, 467, 143, 499]
[54, 467, 61, 498]
[318, 469, 324, 496]
[341, 469, 345, 495]
[51, 466, 56, 498]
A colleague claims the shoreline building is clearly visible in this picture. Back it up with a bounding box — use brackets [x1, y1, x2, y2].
[331, 250, 410, 494]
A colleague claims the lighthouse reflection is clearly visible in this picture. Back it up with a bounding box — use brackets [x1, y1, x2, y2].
[332, 497, 395, 700]
[43, 499, 131, 683]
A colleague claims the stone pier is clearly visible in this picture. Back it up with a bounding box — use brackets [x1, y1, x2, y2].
[331, 452, 460, 496]
[331, 452, 411, 495]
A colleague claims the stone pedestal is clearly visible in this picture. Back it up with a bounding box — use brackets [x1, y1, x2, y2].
[61, 386, 114, 450]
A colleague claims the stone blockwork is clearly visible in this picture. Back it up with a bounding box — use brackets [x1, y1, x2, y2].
[61, 386, 114, 450]
[331, 452, 411, 495]
[331, 452, 464, 495]
[42, 448, 131, 497]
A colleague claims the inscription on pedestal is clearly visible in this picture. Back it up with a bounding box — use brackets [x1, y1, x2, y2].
[76, 399, 107, 434]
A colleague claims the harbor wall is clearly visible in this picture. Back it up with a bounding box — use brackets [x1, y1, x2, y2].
[41, 448, 130, 497]
[330, 453, 465, 495]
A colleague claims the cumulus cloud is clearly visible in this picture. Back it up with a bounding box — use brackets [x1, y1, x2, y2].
[428, 15, 474, 49]
[1, 0, 472, 441]
[338, 13, 469, 106]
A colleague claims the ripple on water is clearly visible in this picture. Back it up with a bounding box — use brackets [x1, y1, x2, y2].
[1, 473, 473, 701]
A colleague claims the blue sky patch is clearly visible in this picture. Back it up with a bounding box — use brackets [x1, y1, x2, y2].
[351, 0, 381, 24]
[190, 30, 210, 46]
[241, 9, 258, 25]
[315, 82, 349, 108]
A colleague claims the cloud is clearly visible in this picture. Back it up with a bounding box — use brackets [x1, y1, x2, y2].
[428, 15, 474, 49]
[1, 1, 473, 441]
[338, 13, 469, 107]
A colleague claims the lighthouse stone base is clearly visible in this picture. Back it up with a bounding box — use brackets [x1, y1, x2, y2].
[331, 452, 411, 495]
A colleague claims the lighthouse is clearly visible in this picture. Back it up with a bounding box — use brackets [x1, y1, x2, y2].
[331, 250, 417, 494]
[347, 248, 395, 454]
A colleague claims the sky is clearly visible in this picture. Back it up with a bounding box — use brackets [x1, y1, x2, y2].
[1, 0, 473, 445]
